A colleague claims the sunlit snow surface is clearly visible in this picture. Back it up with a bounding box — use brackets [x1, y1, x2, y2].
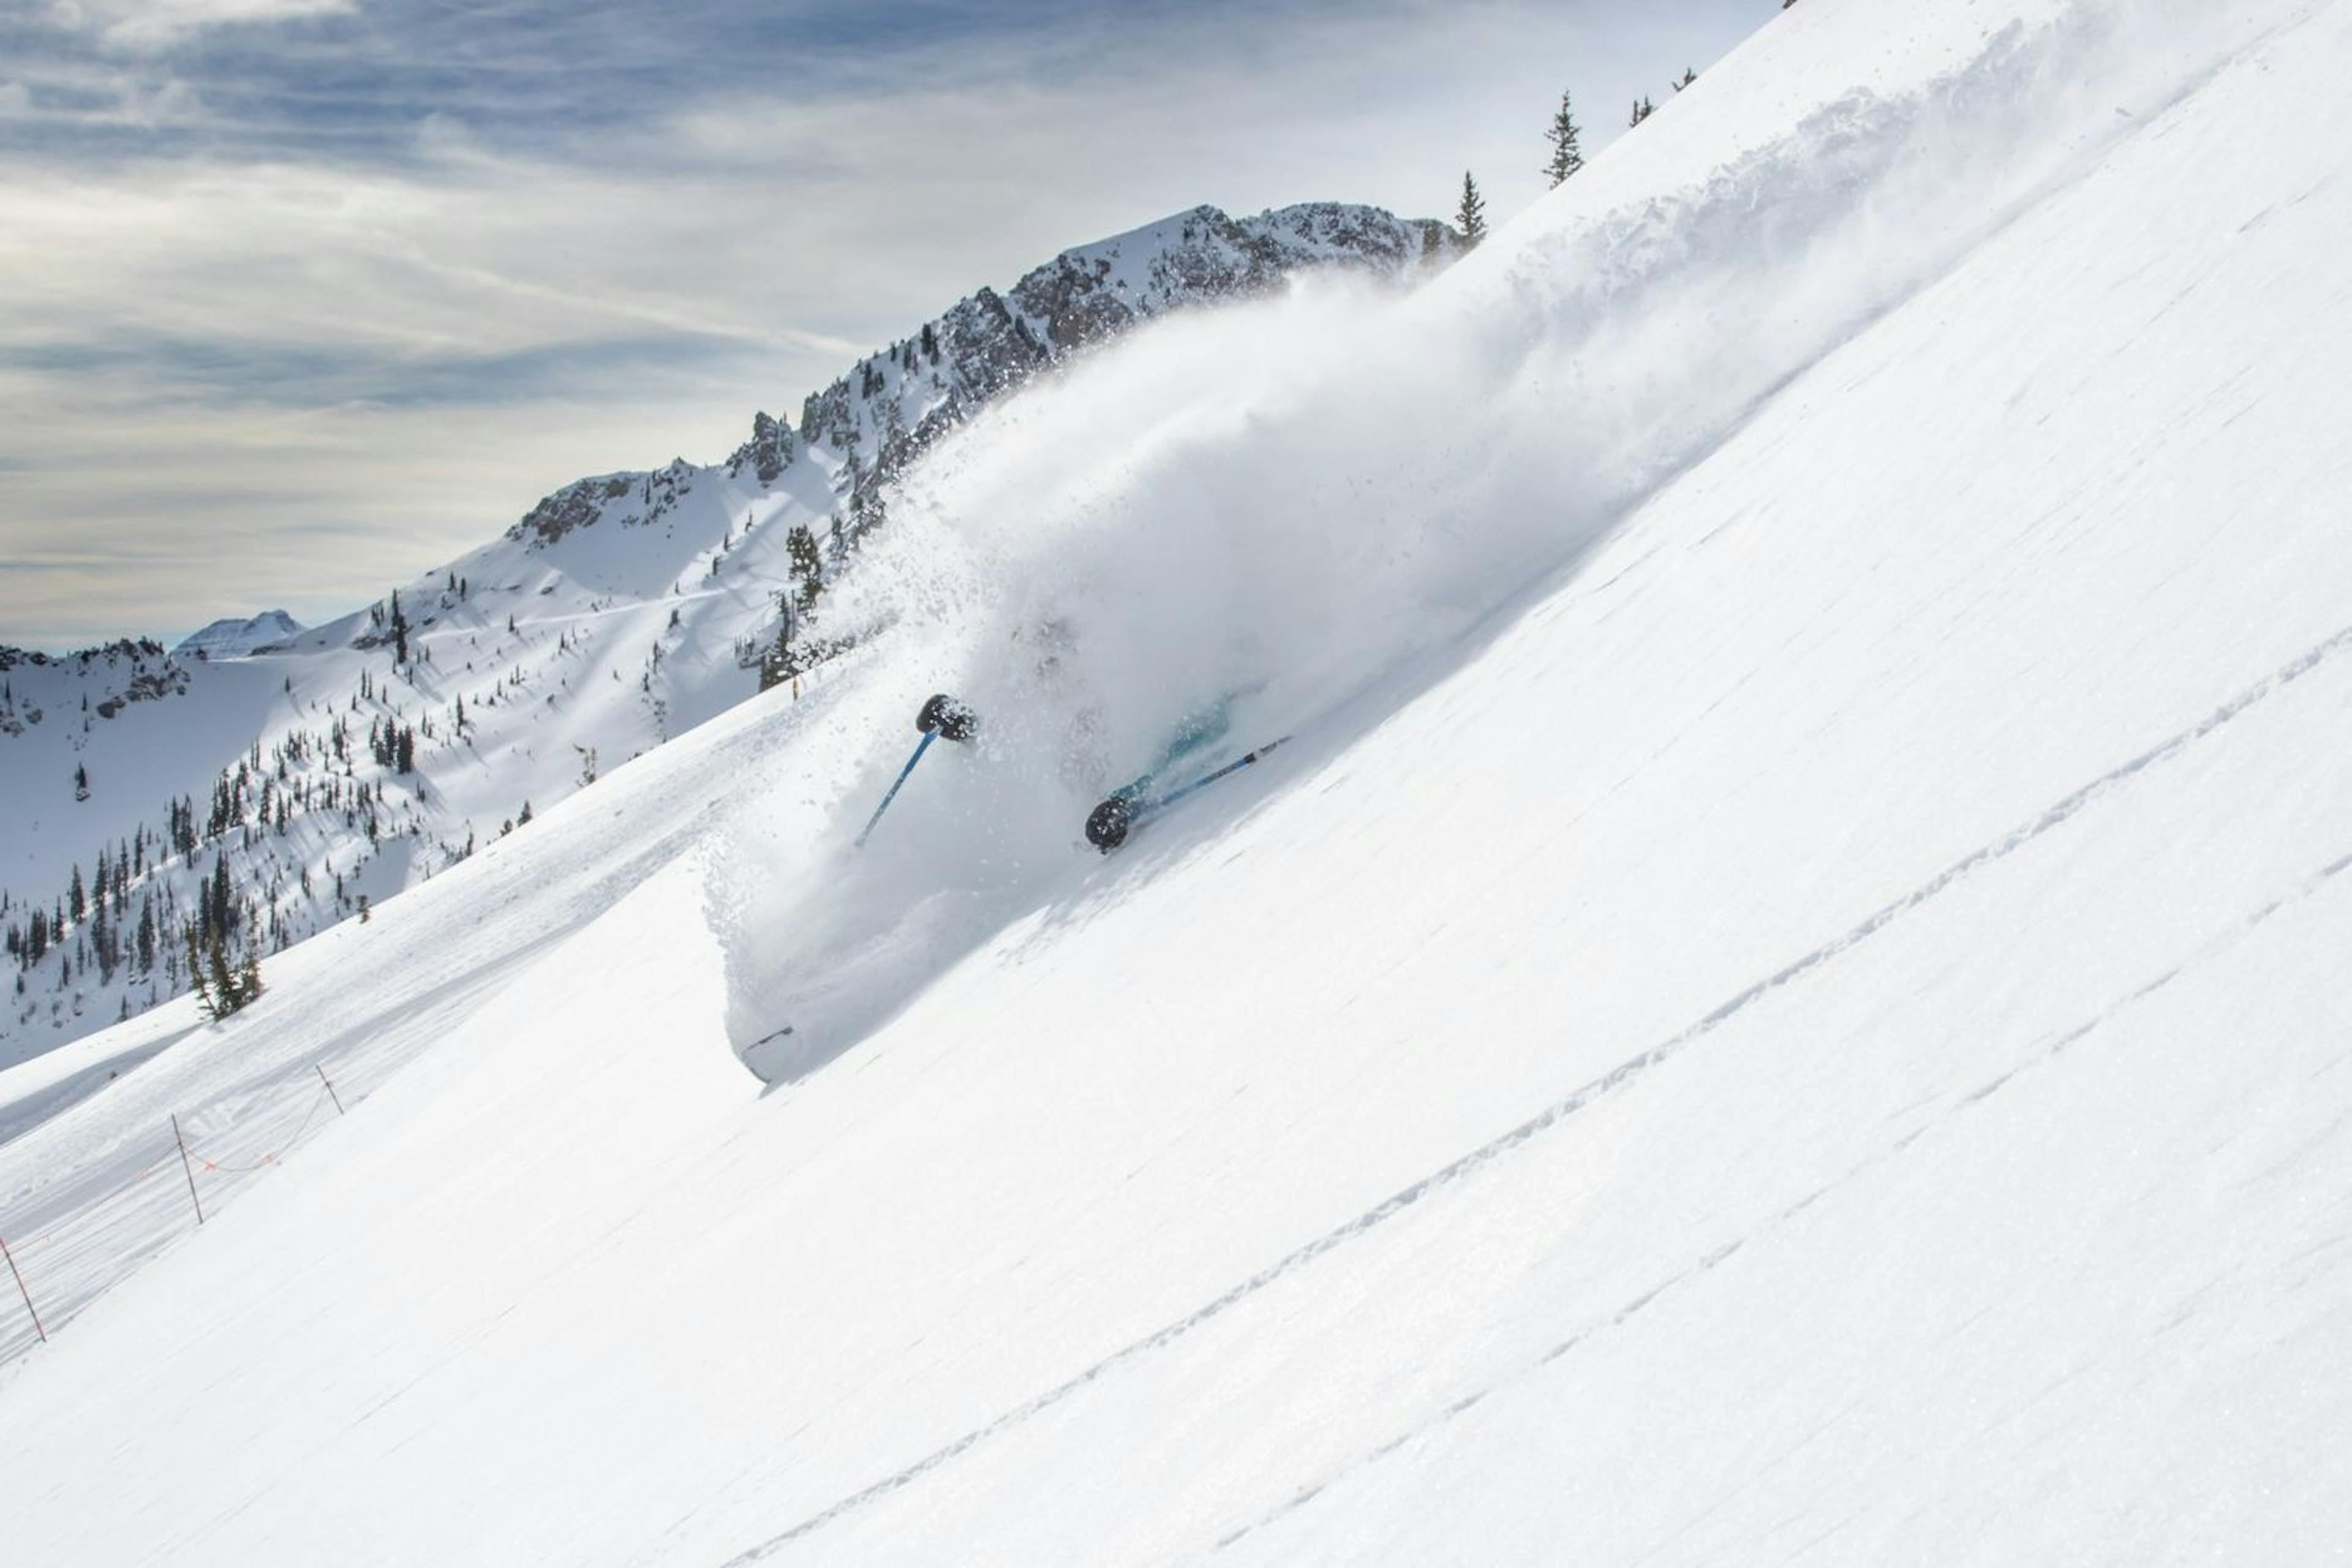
[4, 0, 2351, 1561]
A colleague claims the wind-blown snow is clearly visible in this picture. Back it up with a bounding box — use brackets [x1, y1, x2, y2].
[706, 0, 2290, 1076]
[4, 0, 2350, 1561]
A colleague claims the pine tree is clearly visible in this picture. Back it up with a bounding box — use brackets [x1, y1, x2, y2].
[1545, 90, 1585, 186]
[1456, 172, 1488, 249]
[182, 919, 259, 1019]
[184, 925, 220, 1019]
[1673, 66, 1698, 91]
[1630, 96, 1654, 127]
[390, 590, 409, 666]
[760, 622, 787, 692]
[208, 853, 234, 944]
[786, 524, 823, 611]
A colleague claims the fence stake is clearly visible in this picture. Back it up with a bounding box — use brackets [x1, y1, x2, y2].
[315, 1063, 345, 1117]
[1, 1234, 45, 1344]
[171, 1114, 205, 1226]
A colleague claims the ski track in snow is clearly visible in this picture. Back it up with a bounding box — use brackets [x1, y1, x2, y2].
[715, 616, 2352, 1563]
[1208, 840, 2352, 1559]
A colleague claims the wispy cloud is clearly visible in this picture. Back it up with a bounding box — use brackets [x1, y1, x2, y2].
[0, 0, 1768, 647]
[53, 0, 361, 51]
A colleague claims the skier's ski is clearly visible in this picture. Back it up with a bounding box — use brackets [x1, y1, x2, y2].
[854, 694, 978, 848]
[740, 1023, 798, 1084]
[1084, 736, 1290, 851]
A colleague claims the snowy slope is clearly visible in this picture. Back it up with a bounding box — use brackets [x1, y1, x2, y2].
[4, 0, 2351, 1562]
[0, 202, 1447, 1069]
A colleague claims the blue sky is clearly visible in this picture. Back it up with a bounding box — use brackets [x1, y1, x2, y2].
[0, 0, 1766, 647]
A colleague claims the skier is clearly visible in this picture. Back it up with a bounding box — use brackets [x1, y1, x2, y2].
[857, 687, 1282, 853]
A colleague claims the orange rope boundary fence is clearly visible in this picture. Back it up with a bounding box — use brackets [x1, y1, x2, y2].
[2, 1061, 349, 1354]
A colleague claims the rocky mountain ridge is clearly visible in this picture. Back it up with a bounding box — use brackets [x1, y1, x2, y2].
[522, 202, 1455, 550]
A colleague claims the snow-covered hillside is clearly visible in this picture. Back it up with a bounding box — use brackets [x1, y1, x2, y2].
[5, 0, 2351, 1561]
[0, 202, 1450, 1069]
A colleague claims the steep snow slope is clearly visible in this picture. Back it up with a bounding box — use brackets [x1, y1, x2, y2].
[4, 0, 2351, 1562]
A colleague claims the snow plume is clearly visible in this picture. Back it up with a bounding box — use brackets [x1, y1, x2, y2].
[865, 0, 2253, 751]
[707, 0, 2286, 1079]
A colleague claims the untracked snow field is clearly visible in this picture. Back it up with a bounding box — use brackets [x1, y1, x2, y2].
[4, 0, 2351, 1561]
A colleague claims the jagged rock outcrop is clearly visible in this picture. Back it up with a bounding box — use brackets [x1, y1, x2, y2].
[507, 461, 698, 549]
[1005, 203, 1448, 353]
[725, 410, 798, 484]
[0, 639, 184, 737]
[792, 202, 1458, 519]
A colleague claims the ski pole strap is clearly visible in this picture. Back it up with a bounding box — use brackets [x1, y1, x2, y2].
[856, 729, 937, 848]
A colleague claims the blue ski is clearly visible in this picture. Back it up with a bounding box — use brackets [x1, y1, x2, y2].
[1084, 736, 1290, 851]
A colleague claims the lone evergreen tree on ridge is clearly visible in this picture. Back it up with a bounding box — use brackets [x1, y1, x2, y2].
[1545, 89, 1585, 186]
[1456, 172, 1488, 250]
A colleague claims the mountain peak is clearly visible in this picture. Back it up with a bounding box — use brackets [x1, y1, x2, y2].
[171, 609, 303, 660]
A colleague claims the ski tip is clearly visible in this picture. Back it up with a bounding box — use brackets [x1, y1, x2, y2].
[741, 1023, 800, 1086]
[1084, 794, 1133, 852]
